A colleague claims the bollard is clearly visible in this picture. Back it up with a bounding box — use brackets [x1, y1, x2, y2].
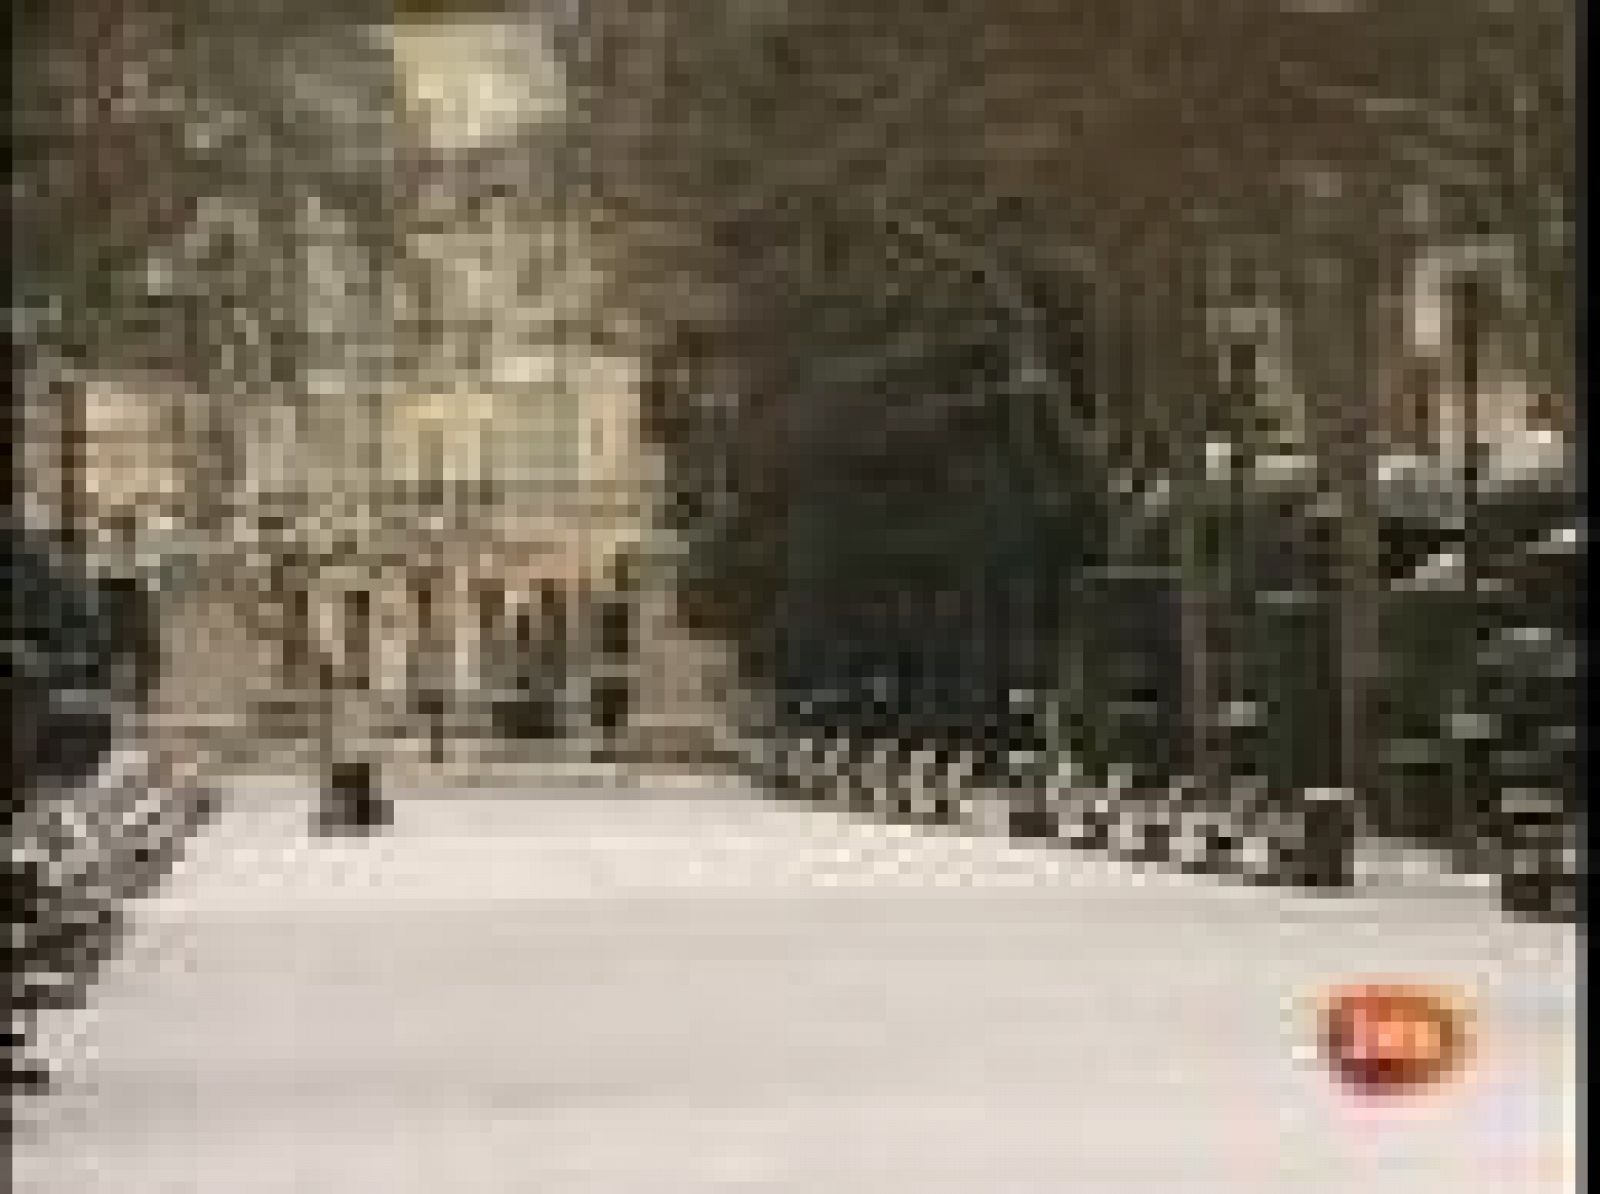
[1294, 788, 1358, 889]
[315, 759, 390, 835]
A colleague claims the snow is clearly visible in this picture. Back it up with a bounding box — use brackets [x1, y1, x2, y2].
[17, 778, 1578, 1193]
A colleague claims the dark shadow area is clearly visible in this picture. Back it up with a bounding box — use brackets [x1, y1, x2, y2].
[581, 0, 1579, 916]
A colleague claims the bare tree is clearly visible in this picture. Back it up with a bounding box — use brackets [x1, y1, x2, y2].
[591, 0, 1573, 815]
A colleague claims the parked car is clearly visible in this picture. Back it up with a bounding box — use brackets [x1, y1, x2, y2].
[7, 529, 216, 1086]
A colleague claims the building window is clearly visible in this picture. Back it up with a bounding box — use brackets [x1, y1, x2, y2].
[1396, 359, 1438, 455]
[1528, 389, 1566, 435]
[1226, 341, 1258, 397]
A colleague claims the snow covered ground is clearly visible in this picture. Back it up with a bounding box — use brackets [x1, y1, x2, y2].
[17, 777, 1578, 1193]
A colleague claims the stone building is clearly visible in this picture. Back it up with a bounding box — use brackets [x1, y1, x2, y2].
[13, 1, 736, 783]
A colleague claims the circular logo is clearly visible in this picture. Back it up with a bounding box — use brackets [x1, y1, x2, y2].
[1319, 983, 1473, 1097]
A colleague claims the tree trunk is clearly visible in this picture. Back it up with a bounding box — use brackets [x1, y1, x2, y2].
[1177, 538, 1219, 793]
[1154, 277, 1226, 798]
[1285, 228, 1384, 819]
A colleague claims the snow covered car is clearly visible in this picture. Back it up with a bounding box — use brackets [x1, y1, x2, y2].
[8, 531, 214, 1016]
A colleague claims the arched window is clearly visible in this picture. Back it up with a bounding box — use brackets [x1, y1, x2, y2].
[1405, 241, 1536, 475]
[1209, 304, 1303, 450]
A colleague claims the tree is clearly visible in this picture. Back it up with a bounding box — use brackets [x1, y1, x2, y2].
[585, 0, 1574, 828]
[13, 2, 405, 418]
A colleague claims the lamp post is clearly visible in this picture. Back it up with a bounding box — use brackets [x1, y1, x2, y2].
[1448, 270, 1488, 860]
